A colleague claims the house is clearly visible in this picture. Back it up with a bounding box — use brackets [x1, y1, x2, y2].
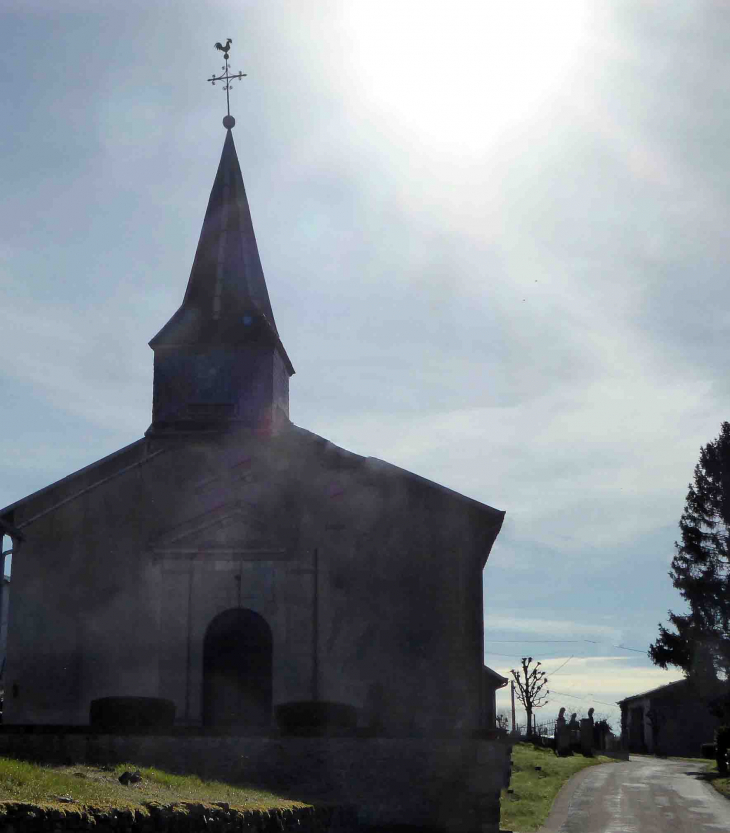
[618, 678, 721, 756]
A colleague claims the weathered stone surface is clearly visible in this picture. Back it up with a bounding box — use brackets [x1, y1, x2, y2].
[0, 802, 357, 833]
[0, 736, 509, 833]
[2, 426, 502, 740]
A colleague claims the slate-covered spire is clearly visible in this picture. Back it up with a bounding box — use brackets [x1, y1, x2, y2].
[151, 129, 288, 355]
[147, 127, 293, 437]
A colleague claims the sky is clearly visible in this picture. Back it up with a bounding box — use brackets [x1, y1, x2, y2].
[3, 0, 729, 729]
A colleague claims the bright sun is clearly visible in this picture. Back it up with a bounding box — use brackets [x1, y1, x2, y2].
[341, 0, 593, 154]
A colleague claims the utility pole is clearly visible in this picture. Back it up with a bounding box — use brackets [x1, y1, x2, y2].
[510, 680, 516, 733]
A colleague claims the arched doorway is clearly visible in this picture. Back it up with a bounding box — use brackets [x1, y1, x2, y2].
[202, 609, 272, 728]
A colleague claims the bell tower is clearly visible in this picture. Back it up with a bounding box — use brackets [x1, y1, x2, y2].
[147, 44, 293, 436]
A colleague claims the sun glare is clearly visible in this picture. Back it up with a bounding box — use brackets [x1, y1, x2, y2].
[342, 1, 592, 154]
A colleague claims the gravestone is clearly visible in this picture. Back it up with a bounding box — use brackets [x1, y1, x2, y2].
[580, 710, 595, 757]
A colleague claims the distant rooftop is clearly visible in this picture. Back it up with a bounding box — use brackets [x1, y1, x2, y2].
[616, 678, 687, 705]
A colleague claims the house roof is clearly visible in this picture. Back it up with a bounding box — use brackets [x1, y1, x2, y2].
[616, 678, 688, 705]
[483, 665, 509, 689]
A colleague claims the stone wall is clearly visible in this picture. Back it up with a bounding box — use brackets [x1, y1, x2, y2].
[0, 801, 355, 833]
[0, 734, 511, 833]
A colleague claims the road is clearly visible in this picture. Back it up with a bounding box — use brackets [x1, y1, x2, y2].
[537, 754, 730, 833]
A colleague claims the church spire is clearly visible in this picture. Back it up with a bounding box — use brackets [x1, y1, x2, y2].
[150, 127, 287, 350]
[147, 43, 293, 437]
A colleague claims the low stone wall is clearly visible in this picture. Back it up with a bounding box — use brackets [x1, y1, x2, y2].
[0, 801, 353, 833]
[0, 733, 511, 833]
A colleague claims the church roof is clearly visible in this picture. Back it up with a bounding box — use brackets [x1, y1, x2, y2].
[0, 439, 156, 531]
[0, 517, 24, 542]
[150, 129, 293, 372]
[0, 426, 504, 552]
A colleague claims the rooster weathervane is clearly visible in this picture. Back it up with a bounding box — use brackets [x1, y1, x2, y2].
[208, 38, 246, 128]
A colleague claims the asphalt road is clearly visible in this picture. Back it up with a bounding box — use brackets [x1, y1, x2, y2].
[536, 754, 730, 833]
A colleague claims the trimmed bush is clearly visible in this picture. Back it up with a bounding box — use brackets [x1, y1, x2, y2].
[275, 701, 357, 737]
[89, 697, 175, 732]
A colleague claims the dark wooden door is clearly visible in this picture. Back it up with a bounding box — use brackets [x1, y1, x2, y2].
[202, 609, 272, 728]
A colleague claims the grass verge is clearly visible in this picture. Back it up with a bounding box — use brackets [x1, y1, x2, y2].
[697, 759, 730, 800]
[500, 743, 618, 833]
[0, 757, 306, 810]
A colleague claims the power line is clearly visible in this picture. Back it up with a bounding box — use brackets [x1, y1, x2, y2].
[484, 651, 552, 659]
[582, 639, 647, 654]
[550, 689, 618, 708]
[486, 650, 594, 661]
[487, 638, 648, 654]
[548, 655, 573, 676]
[487, 640, 585, 643]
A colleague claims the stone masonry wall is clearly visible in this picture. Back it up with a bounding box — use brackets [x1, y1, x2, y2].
[0, 735, 510, 833]
[0, 802, 355, 833]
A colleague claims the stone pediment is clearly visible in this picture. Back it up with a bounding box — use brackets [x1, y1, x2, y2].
[150, 503, 288, 559]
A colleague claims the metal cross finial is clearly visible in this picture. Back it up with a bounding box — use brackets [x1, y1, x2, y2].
[208, 38, 247, 128]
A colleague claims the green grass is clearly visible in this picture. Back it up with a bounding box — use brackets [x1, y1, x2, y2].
[696, 758, 730, 800]
[500, 743, 618, 833]
[0, 758, 306, 811]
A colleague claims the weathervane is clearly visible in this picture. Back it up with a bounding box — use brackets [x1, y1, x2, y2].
[208, 38, 246, 128]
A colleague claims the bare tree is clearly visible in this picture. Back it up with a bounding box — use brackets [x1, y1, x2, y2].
[510, 657, 549, 738]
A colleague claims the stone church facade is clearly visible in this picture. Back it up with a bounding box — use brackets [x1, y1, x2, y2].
[0, 123, 507, 829]
[1, 426, 503, 734]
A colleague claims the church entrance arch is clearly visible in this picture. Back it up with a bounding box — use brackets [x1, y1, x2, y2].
[202, 608, 273, 729]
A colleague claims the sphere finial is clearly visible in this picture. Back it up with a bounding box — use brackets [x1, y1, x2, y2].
[223, 115, 236, 129]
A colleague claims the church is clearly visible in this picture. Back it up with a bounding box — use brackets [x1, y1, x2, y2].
[0, 115, 504, 741]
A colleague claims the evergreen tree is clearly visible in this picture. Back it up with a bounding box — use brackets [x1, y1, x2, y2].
[650, 422, 730, 713]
